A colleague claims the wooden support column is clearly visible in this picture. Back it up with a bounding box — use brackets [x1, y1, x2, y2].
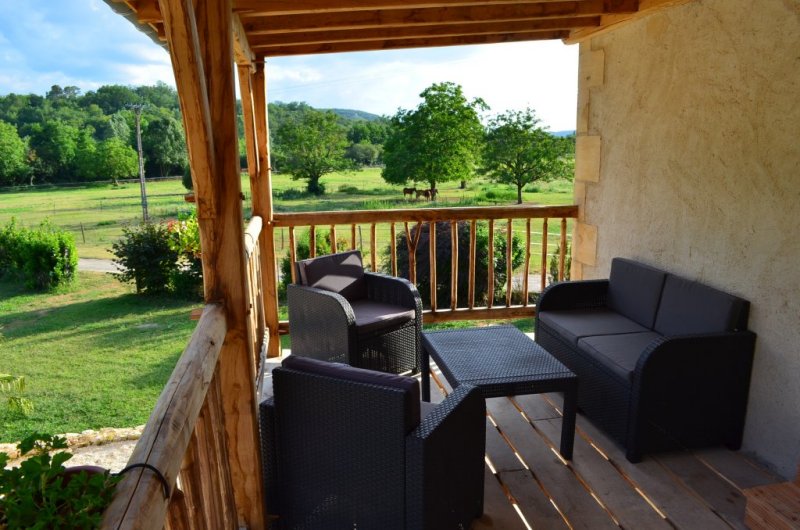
[159, 0, 264, 527]
[242, 61, 281, 358]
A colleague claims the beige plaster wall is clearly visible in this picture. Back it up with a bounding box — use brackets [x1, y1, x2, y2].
[574, 0, 800, 478]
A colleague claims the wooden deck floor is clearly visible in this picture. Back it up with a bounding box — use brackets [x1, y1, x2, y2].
[423, 368, 781, 530]
[261, 357, 781, 530]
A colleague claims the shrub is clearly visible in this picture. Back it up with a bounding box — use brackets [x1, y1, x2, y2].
[167, 211, 203, 299]
[390, 221, 524, 308]
[548, 242, 572, 284]
[0, 374, 33, 418]
[112, 222, 179, 294]
[0, 219, 77, 290]
[275, 188, 307, 200]
[182, 164, 193, 191]
[338, 184, 360, 194]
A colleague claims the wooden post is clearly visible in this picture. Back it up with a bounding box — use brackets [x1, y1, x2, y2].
[559, 217, 567, 281]
[450, 221, 458, 310]
[468, 219, 476, 309]
[506, 219, 513, 307]
[370, 223, 377, 272]
[488, 219, 495, 309]
[159, 0, 264, 526]
[390, 222, 397, 276]
[541, 218, 549, 292]
[429, 221, 437, 311]
[523, 218, 531, 306]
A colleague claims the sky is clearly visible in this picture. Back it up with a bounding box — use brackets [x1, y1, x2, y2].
[0, 0, 579, 131]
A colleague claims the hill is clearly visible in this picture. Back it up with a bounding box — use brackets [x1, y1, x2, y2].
[326, 108, 383, 121]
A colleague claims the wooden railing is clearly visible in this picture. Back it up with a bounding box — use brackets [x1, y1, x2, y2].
[244, 216, 267, 371]
[274, 204, 578, 326]
[101, 304, 237, 529]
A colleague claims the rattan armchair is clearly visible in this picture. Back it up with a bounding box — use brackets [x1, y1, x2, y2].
[260, 356, 486, 529]
[287, 250, 422, 374]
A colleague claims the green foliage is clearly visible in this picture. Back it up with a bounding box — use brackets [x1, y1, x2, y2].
[482, 108, 571, 204]
[167, 211, 203, 299]
[0, 219, 78, 290]
[274, 107, 352, 195]
[182, 164, 193, 191]
[143, 115, 187, 177]
[96, 137, 138, 185]
[548, 243, 572, 284]
[112, 222, 179, 294]
[0, 433, 121, 529]
[27, 120, 80, 182]
[0, 120, 29, 186]
[390, 221, 524, 308]
[345, 141, 381, 167]
[382, 82, 487, 190]
[0, 374, 33, 418]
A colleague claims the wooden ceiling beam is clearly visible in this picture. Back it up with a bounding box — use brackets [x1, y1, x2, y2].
[256, 29, 570, 57]
[566, 0, 690, 42]
[232, 14, 255, 65]
[131, 0, 161, 23]
[249, 16, 598, 47]
[241, 0, 638, 34]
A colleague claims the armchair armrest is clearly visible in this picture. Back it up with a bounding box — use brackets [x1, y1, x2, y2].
[258, 398, 279, 516]
[628, 330, 756, 456]
[364, 272, 423, 314]
[537, 279, 609, 312]
[287, 284, 358, 363]
[406, 385, 485, 529]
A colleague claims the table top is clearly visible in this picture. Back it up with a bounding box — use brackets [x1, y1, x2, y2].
[422, 325, 575, 390]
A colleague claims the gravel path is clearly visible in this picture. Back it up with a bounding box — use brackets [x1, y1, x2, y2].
[78, 258, 121, 274]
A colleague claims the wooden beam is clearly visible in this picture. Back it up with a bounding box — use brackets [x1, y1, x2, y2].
[249, 16, 599, 47]
[232, 13, 255, 65]
[251, 62, 282, 358]
[565, 0, 693, 43]
[258, 29, 569, 56]
[241, 0, 638, 34]
[132, 0, 161, 23]
[237, 64, 259, 179]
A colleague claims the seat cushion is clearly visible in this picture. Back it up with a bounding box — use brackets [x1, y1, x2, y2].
[282, 355, 420, 432]
[538, 308, 650, 346]
[607, 258, 667, 329]
[577, 332, 662, 382]
[350, 300, 415, 334]
[296, 250, 367, 301]
[654, 275, 750, 336]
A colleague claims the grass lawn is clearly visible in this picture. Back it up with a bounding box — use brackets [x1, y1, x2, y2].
[0, 272, 200, 442]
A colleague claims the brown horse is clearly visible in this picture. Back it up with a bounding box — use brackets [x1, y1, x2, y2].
[416, 189, 431, 201]
[403, 187, 416, 199]
[428, 188, 438, 200]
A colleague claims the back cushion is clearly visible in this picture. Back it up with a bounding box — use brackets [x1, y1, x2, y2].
[282, 356, 420, 432]
[607, 258, 667, 329]
[296, 250, 367, 301]
[654, 275, 750, 336]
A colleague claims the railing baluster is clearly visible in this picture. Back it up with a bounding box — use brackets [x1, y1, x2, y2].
[469, 220, 476, 309]
[390, 223, 397, 277]
[330, 224, 337, 253]
[351, 224, 357, 250]
[177, 439, 205, 530]
[309, 225, 316, 258]
[560, 217, 567, 281]
[506, 219, 513, 307]
[206, 374, 237, 527]
[450, 221, 458, 310]
[404, 222, 422, 285]
[429, 221, 437, 311]
[523, 218, 531, 307]
[166, 488, 192, 530]
[488, 219, 495, 309]
[288, 227, 296, 284]
[370, 223, 377, 272]
[541, 218, 549, 292]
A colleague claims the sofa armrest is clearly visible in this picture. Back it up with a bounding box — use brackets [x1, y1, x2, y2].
[537, 279, 609, 312]
[406, 384, 486, 529]
[365, 272, 423, 315]
[287, 284, 358, 362]
[628, 330, 756, 456]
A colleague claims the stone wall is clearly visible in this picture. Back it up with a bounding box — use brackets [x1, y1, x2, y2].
[572, 0, 800, 478]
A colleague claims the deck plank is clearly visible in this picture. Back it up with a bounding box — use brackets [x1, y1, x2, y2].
[486, 397, 618, 530]
[499, 469, 569, 530]
[694, 448, 782, 490]
[472, 467, 528, 530]
[571, 406, 731, 530]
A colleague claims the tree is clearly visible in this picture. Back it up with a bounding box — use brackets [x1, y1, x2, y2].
[482, 108, 569, 204]
[0, 120, 29, 186]
[382, 82, 487, 190]
[96, 137, 138, 185]
[345, 141, 381, 167]
[143, 115, 187, 177]
[274, 107, 350, 195]
[27, 120, 80, 181]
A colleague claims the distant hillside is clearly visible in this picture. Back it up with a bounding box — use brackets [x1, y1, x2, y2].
[326, 108, 383, 121]
[552, 130, 576, 137]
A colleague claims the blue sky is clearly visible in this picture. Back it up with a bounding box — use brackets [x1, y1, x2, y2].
[0, 0, 579, 131]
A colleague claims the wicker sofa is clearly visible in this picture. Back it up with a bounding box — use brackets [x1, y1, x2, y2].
[535, 258, 756, 462]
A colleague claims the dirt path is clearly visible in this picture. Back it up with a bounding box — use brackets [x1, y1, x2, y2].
[78, 258, 121, 274]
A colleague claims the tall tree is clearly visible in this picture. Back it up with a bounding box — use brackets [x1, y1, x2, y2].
[274, 107, 350, 195]
[143, 115, 187, 177]
[27, 120, 79, 181]
[482, 109, 569, 204]
[0, 120, 29, 186]
[96, 137, 138, 185]
[382, 82, 487, 190]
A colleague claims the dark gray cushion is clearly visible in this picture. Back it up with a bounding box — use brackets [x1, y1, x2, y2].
[538, 308, 649, 346]
[282, 355, 420, 432]
[296, 250, 367, 301]
[654, 275, 750, 336]
[350, 300, 415, 334]
[577, 332, 662, 382]
[607, 258, 667, 329]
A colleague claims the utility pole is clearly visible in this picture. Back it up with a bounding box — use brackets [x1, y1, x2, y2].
[129, 104, 149, 222]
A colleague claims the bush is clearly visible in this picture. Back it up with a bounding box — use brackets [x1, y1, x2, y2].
[182, 164, 193, 191]
[338, 184, 360, 194]
[0, 219, 77, 290]
[548, 243, 572, 284]
[275, 188, 307, 200]
[390, 221, 524, 308]
[167, 211, 203, 299]
[112, 222, 179, 294]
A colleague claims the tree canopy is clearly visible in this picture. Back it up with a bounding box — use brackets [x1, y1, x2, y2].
[0, 120, 29, 186]
[382, 82, 487, 190]
[274, 107, 351, 195]
[482, 109, 573, 204]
